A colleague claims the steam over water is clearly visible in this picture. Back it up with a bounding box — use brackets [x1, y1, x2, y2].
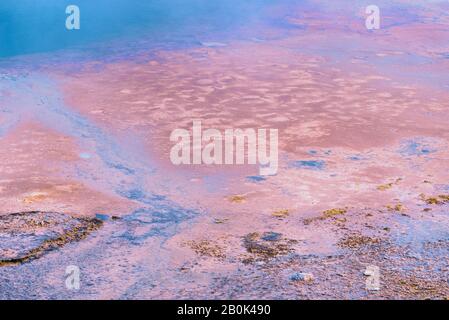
[0, 0, 286, 58]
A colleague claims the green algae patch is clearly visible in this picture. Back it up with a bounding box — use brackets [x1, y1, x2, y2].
[377, 178, 402, 191]
[377, 183, 394, 191]
[0, 211, 103, 267]
[420, 194, 449, 205]
[303, 208, 348, 225]
[322, 208, 347, 218]
[272, 209, 290, 218]
[386, 203, 405, 212]
[228, 195, 246, 204]
[338, 234, 382, 249]
[185, 240, 225, 259]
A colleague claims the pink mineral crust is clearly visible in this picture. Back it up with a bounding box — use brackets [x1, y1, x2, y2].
[0, 1, 448, 299]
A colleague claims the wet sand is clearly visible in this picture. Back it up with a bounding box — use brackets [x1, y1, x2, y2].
[0, 1, 448, 299]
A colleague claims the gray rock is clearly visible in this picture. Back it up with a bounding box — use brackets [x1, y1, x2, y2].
[289, 272, 314, 282]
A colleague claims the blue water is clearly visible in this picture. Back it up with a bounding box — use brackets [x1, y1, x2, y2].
[0, 72, 199, 239]
[0, 0, 280, 58]
[289, 160, 326, 170]
[246, 175, 267, 183]
[399, 139, 437, 157]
